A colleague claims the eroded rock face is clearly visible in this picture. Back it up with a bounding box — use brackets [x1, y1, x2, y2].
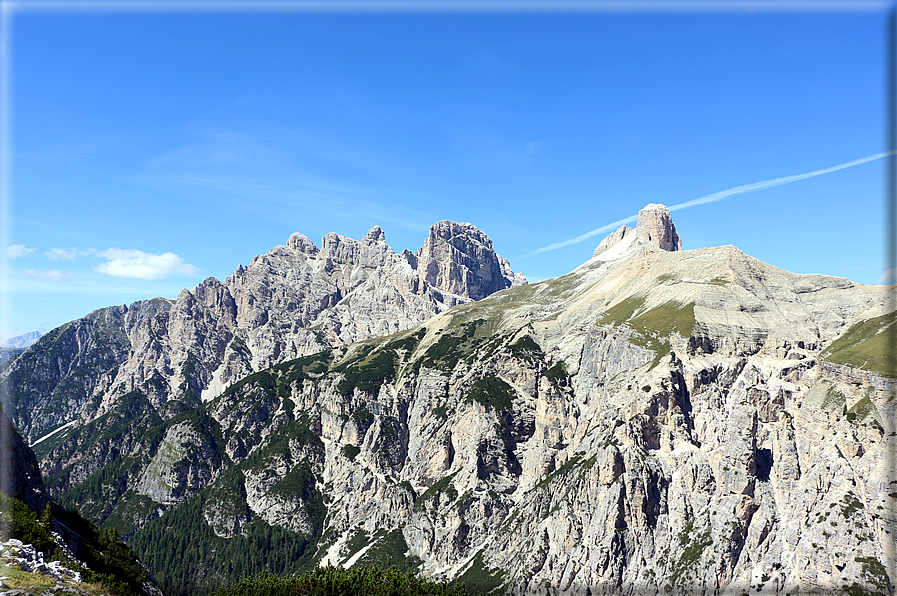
[415, 220, 515, 301]
[35, 227, 897, 596]
[3, 300, 171, 442]
[636, 203, 682, 251]
[593, 203, 682, 258]
[593, 224, 634, 257]
[4, 222, 524, 442]
[134, 421, 222, 505]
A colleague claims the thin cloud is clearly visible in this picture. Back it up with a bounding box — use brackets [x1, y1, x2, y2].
[521, 215, 637, 258]
[21, 269, 75, 282]
[7, 245, 37, 258]
[667, 151, 895, 212]
[94, 248, 200, 280]
[525, 151, 894, 258]
[879, 268, 896, 285]
[46, 247, 96, 260]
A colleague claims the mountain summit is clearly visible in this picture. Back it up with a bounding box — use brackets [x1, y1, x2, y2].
[594, 203, 682, 257]
[4, 221, 525, 443]
[5, 209, 897, 596]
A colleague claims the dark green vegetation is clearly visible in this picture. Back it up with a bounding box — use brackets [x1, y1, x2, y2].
[535, 452, 597, 490]
[340, 528, 371, 564]
[821, 311, 897, 377]
[455, 551, 504, 595]
[414, 472, 460, 512]
[506, 335, 542, 363]
[667, 517, 714, 590]
[414, 320, 485, 373]
[846, 393, 883, 429]
[222, 350, 333, 407]
[49, 390, 166, 529]
[129, 494, 316, 596]
[119, 397, 327, 596]
[211, 566, 471, 596]
[1, 496, 54, 554]
[383, 328, 427, 354]
[544, 361, 568, 383]
[336, 348, 398, 396]
[0, 495, 150, 596]
[342, 444, 361, 461]
[38, 367, 330, 596]
[466, 376, 515, 413]
[849, 557, 892, 596]
[355, 529, 423, 574]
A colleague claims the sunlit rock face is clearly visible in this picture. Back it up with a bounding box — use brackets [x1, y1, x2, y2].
[8, 206, 897, 595]
[594, 203, 682, 258]
[636, 203, 682, 252]
[3, 222, 524, 442]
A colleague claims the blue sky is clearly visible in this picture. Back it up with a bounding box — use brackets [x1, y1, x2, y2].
[1, 2, 891, 338]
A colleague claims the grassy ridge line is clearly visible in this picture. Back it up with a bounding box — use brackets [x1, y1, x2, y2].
[821, 311, 897, 377]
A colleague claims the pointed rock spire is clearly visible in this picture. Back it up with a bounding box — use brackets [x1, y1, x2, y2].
[593, 203, 682, 257]
[636, 203, 681, 251]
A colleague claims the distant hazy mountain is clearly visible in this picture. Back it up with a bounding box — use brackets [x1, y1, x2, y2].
[0, 330, 42, 349]
[0, 331, 41, 366]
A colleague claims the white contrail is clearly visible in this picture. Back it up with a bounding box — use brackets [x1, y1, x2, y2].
[524, 151, 895, 258]
[526, 214, 638, 257]
[668, 151, 894, 212]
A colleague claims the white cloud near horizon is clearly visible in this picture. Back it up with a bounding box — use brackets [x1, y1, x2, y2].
[94, 249, 200, 280]
[524, 151, 895, 258]
[7, 245, 37, 258]
[46, 247, 97, 260]
[21, 269, 75, 282]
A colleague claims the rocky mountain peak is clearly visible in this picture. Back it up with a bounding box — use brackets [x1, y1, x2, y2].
[415, 220, 512, 301]
[636, 203, 681, 251]
[364, 226, 386, 243]
[593, 224, 635, 257]
[593, 203, 682, 257]
[286, 232, 318, 255]
[4, 220, 525, 441]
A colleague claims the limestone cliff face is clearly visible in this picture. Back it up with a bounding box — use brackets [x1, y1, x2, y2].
[593, 224, 634, 257]
[4, 222, 523, 443]
[34, 215, 897, 595]
[414, 220, 518, 301]
[636, 203, 682, 251]
[10, 207, 897, 595]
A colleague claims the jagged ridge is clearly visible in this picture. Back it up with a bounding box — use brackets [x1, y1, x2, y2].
[26, 206, 897, 595]
[4, 221, 524, 444]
